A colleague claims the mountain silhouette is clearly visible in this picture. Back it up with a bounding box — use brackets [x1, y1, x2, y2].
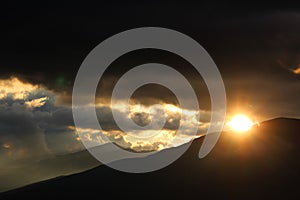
[0, 145, 100, 192]
[1, 118, 300, 199]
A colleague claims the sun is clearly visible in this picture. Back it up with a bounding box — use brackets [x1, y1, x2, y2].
[227, 114, 254, 132]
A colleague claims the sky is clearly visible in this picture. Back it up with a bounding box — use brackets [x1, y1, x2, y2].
[0, 2, 300, 169]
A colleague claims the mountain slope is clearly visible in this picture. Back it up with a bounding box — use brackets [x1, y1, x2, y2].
[1, 118, 300, 199]
[0, 147, 100, 192]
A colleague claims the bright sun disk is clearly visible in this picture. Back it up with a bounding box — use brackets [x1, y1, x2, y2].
[227, 114, 254, 132]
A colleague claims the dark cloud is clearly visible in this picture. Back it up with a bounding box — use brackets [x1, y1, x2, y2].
[130, 112, 151, 127]
[0, 105, 48, 159]
[0, 85, 83, 163]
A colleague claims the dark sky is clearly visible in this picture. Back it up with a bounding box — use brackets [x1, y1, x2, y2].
[0, 2, 299, 81]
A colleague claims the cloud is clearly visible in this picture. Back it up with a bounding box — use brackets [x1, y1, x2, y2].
[2, 143, 11, 149]
[0, 77, 83, 164]
[24, 97, 48, 109]
[70, 101, 215, 152]
[92, 103, 216, 151]
[0, 104, 50, 160]
[101, 129, 174, 152]
[0, 77, 219, 160]
[0, 77, 38, 100]
[292, 66, 300, 74]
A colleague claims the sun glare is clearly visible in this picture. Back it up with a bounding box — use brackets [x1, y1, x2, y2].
[227, 114, 254, 132]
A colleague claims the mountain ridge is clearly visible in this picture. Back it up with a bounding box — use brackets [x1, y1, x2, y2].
[1, 117, 300, 199]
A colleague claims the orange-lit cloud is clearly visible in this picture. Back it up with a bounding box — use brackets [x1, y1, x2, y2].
[0, 77, 39, 100]
[2, 143, 11, 149]
[25, 97, 48, 109]
[293, 66, 300, 74]
[70, 102, 214, 152]
[68, 125, 109, 146]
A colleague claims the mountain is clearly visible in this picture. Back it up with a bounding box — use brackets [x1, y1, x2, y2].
[1, 118, 300, 199]
[0, 147, 100, 192]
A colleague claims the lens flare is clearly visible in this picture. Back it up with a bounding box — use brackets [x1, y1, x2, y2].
[227, 114, 254, 132]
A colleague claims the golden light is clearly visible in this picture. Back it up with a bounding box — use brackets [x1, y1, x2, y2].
[293, 66, 300, 74]
[227, 114, 254, 132]
[163, 104, 181, 113]
[3, 143, 11, 149]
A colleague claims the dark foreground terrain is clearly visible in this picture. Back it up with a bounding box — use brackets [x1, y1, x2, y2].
[1, 118, 300, 199]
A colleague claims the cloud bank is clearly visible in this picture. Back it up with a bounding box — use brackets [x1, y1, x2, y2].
[0, 77, 215, 166]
